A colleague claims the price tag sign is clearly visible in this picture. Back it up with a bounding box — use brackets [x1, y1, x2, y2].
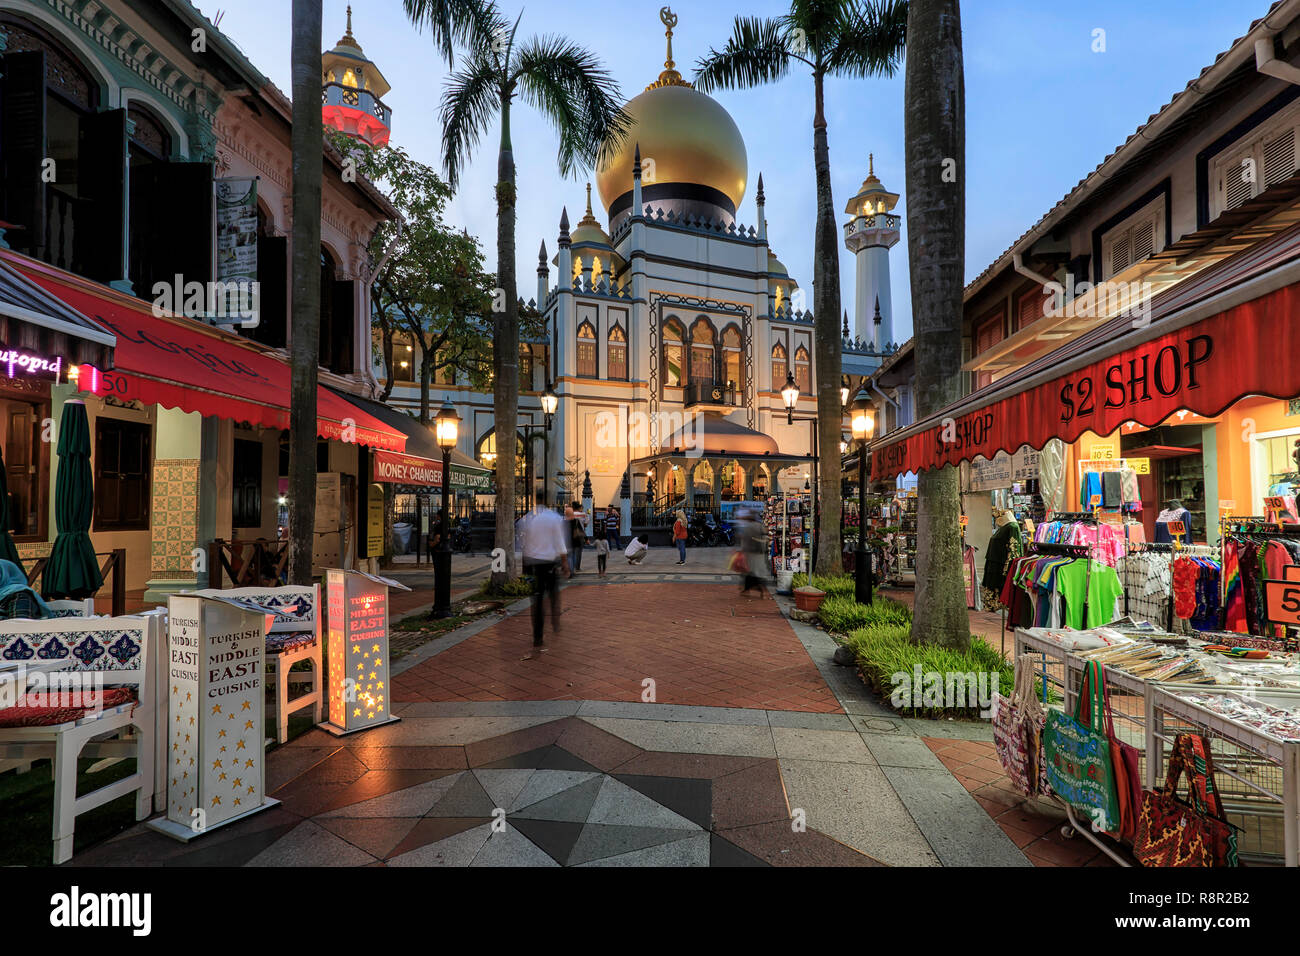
[1166, 520, 1186, 536]
[1090, 445, 1115, 460]
[1090, 494, 1102, 508]
[1219, 500, 1236, 512]
[959, 515, 969, 528]
[1265, 496, 1285, 511]
[1265, 572, 1300, 627]
[1129, 458, 1150, 475]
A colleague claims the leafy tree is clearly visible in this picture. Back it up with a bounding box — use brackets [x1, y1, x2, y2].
[905, 0, 967, 648]
[695, 0, 908, 578]
[405, 0, 628, 590]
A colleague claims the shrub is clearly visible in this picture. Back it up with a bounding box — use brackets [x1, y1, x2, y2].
[816, 594, 911, 633]
[476, 576, 535, 598]
[791, 572, 855, 598]
[846, 625, 1014, 720]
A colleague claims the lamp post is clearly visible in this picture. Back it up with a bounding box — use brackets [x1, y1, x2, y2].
[850, 386, 875, 605]
[431, 401, 460, 618]
[541, 380, 558, 507]
[781, 373, 799, 426]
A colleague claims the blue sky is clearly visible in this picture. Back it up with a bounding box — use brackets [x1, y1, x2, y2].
[201, 0, 1261, 343]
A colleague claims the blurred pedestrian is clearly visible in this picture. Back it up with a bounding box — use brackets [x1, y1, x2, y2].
[673, 510, 688, 565]
[517, 491, 569, 648]
[568, 500, 587, 576]
[595, 535, 609, 577]
[732, 507, 766, 597]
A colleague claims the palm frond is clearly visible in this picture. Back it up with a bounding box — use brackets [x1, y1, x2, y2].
[693, 16, 793, 93]
[439, 51, 502, 188]
[825, 0, 908, 78]
[513, 35, 628, 177]
[403, 0, 506, 65]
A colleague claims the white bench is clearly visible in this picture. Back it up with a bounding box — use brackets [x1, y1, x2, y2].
[185, 585, 321, 744]
[0, 614, 157, 863]
[45, 599, 96, 619]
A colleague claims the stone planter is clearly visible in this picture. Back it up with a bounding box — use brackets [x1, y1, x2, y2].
[793, 586, 826, 613]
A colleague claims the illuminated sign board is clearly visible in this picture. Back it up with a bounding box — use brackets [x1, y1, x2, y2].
[323, 569, 411, 735]
[0, 347, 62, 380]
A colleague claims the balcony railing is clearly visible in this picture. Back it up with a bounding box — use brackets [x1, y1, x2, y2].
[683, 379, 741, 408]
[323, 82, 392, 127]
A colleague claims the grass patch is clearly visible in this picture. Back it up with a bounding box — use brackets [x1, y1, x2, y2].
[817, 594, 912, 633]
[791, 572, 855, 598]
[392, 613, 475, 634]
[475, 576, 535, 598]
[846, 624, 1014, 720]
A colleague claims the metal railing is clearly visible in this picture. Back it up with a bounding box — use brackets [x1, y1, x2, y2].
[25, 548, 127, 615]
[207, 538, 288, 589]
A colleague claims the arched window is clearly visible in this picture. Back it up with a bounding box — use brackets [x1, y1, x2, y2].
[476, 429, 526, 478]
[319, 246, 355, 374]
[690, 318, 715, 385]
[576, 320, 597, 377]
[771, 342, 788, 391]
[794, 345, 811, 395]
[127, 103, 171, 159]
[721, 325, 743, 393]
[663, 318, 685, 387]
[608, 324, 627, 381]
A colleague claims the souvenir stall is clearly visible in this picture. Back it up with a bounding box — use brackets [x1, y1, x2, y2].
[766, 494, 810, 584]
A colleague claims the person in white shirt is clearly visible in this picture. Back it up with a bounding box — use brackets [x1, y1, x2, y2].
[624, 534, 649, 565]
[516, 492, 570, 647]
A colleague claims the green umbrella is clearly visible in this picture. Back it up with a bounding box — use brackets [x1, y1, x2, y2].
[43, 399, 102, 599]
[0, 444, 22, 572]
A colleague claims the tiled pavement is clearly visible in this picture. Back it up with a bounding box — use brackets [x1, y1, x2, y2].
[61, 572, 1128, 868]
[921, 737, 1123, 867]
[392, 582, 841, 712]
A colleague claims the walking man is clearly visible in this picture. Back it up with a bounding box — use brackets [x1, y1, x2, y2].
[517, 491, 570, 648]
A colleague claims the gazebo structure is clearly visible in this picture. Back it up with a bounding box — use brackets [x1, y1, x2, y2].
[631, 414, 810, 514]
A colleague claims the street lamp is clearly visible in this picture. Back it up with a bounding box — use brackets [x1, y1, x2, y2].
[850, 386, 875, 606]
[431, 401, 460, 618]
[840, 383, 850, 410]
[540, 381, 558, 505]
[781, 373, 799, 426]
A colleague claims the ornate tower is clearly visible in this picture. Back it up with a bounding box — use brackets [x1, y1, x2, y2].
[321, 6, 393, 147]
[843, 155, 901, 348]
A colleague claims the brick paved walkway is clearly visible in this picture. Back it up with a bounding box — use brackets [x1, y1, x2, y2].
[393, 582, 843, 713]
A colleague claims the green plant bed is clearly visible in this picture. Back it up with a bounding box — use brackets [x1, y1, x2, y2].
[846, 623, 1014, 720]
[475, 576, 535, 599]
[817, 594, 912, 633]
[790, 572, 855, 598]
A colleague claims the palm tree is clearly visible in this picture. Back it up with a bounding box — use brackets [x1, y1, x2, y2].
[695, 0, 908, 578]
[904, 0, 967, 648]
[287, 0, 323, 585]
[406, 0, 627, 590]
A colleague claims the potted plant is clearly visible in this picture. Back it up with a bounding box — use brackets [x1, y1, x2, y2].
[794, 586, 826, 613]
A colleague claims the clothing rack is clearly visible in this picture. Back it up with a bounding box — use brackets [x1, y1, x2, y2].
[1026, 542, 1094, 628]
[1049, 512, 1100, 523]
[1218, 519, 1300, 634]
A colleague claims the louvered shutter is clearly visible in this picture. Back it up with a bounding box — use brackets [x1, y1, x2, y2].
[1222, 148, 1256, 211]
[1, 52, 48, 260]
[1131, 218, 1155, 263]
[1264, 127, 1296, 189]
[1109, 233, 1132, 277]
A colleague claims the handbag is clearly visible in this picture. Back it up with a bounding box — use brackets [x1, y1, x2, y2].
[1042, 660, 1121, 832]
[1133, 733, 1239, 867]
[1077, 664, 1142, 840]
[728, 551, 750, 575]
[993, 655, 1047, 796]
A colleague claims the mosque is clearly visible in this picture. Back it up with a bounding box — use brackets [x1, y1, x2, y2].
[381, 7, 902, 520]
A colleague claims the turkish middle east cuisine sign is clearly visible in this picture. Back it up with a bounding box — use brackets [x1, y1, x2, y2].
[870, 281, 1300, 477]
[324, 569, 411, 735]
[164, 594, 271, 834]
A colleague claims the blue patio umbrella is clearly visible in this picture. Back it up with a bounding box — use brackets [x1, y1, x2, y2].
[0, 444, 22, 572]
[43, 399, 103, 599]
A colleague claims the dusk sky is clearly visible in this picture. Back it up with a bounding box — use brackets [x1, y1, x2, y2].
[201, 0, 1260, 343]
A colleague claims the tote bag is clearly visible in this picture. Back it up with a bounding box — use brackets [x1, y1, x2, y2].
[1076, 663, 1142, 840]
[1042, 660, 1121, 832]
[993, 655, 1047, 797]
[1133, 733, 1239, 867]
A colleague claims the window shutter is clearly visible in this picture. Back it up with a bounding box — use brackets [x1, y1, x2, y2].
[251, 235, 287, 348]
[1222, 149, 1255, 212]
[1264, 127, 1296, 189]
[331, 279, 355, 373]
[79, 108, 128, 283]
[1, 52, 48, 260]
[1109, 233, 1132, 277]
[1130, 218, 1155, 262]
[1018, 287, 1046, 329]
[153, 162, 215, 287]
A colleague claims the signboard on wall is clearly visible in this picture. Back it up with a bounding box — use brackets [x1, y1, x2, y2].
[366, 483, 385, 558]
[966, 447, 1040, 492]
[214, 177, 259, 328]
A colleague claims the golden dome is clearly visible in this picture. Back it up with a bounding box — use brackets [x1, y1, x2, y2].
[596, 9, 746, 221]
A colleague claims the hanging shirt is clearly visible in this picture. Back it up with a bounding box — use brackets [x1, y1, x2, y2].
[1081, 472, 1103, 509]
[1055, 559, 1124, 629]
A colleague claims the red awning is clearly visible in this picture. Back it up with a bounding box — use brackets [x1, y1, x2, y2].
[870, 236, 1300, 479]
[13, 258, 405, 452]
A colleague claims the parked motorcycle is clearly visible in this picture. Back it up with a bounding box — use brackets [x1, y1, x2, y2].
[449, 517, 473, 554]
[686, 512, 727, 548]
